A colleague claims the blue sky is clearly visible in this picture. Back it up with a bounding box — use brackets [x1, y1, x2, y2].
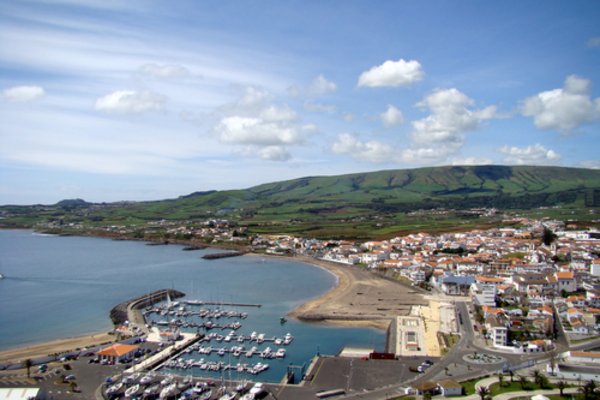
[1, 0, 599, 204]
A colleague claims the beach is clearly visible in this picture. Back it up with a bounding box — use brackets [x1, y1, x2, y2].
[0, 332, 115, 366]
[256, 254, 428, 331]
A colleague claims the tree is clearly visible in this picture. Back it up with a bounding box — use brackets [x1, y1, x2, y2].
[518, 375, 529, 390]
[542, 226, 557, 246]
[579, 380, 598, 400]
[23, 359, 33, 378]
[477, 386, 490, 400]
[498, 373, 505, 387]
[531, 370, 543, 387]
[557, 380, 568, 397]
[508, 370, 514, 383]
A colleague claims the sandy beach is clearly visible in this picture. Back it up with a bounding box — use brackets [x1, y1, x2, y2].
[0, 332, 115, 366]
[253, 254, 428, 331]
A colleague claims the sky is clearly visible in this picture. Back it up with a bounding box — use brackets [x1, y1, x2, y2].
[1, 1, 599, 205]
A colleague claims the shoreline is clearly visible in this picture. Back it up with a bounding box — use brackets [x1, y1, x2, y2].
[248, 253, 426, 332]
[1, 232, 424, 364]
[0, 332, 115, 365]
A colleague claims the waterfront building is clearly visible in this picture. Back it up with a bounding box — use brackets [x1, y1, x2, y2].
[96, 343, 139, 364]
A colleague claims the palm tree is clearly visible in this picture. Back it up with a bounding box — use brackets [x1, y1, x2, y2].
[518, 375, 529, 390]
[531, 370, 543, 387]
[22, 359, 32, 378]
[579, 380, 597, 400]
[498, 373, 505, 388]
[557, 380, 568, 397]
[477, 386, 490, 400]
[508, 370, 514, 383]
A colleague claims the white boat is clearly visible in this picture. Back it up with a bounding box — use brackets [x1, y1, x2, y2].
[0, 274, 4, 279]
[249, 382, 265, 395]
[283, 332, 294, 345]
[199, 390, 212, 400]
[239, 394, 255, 400]
[124, 384, 140, 398]
[140, 372, 155, 385]
[144, 384, 160, 396]
[106, 382, 123, 395]
[275, 348, 286, 358]
[159, 383, 177, 399]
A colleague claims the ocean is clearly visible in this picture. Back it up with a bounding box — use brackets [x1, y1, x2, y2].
[0, 230, 384, 382]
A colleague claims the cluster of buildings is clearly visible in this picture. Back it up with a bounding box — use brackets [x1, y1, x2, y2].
[254, 219, 600, 352]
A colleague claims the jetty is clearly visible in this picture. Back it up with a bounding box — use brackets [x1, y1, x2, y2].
[110, 289, 185, 327]
[201, 251, 245, 260]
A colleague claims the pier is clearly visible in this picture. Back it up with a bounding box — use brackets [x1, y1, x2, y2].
[110, 289, 185, 327]
[201, 251, 246, 260]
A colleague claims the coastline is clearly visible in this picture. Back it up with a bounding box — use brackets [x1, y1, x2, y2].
[1, 231, 423, 364]
[248, 253, 427, 332]
[0, 332, 115, 365]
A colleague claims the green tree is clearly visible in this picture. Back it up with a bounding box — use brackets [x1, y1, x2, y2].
[557, 380, 568, 397]
[518, 375, 529, 390]
[531, 370, 543, 387]
[498, 373, 505, 387]
[23, 359, 32, 378]
[508, 370, 514, 383]
[542, 226, 557, 246]
[579, 380, 598, 400]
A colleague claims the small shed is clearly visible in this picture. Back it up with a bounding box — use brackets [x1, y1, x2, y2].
[438, 379, 463, 397]
[412, 380, 438, 395]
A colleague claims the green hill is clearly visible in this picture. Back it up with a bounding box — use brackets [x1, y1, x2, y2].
[2, 165, 600, 238]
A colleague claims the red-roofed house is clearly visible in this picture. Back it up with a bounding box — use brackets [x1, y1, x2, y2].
[96, 343, 139, 363]
[555, 271, 576, 292]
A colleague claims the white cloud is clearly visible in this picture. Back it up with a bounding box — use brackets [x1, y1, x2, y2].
[140, 63, 190, 79]
[308, 74, 337, 95]
[332, 133, 396, 163]
[520, 75, 600, 132]
[380, 104, 404, 127]
[411, 88, 498, 146]
[3, 85, 45, 102]
[499, 143, 561, 165]
[343, 113, 354, 122]
[304, 101, 336, 113]
[257, 146, 291, 161]
[238, 86, 272, 107]
[587, 37, 600, 47]
[331, 88, 500, 166]
[218, 116, 305, 146]
[358, 58, 424, 88]
[451, 157, 492, 166]
[259, 105, 297, 122]
[95, 90, 167, 114]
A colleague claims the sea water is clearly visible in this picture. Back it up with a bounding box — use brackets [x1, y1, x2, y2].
[0, 230, 384, 382]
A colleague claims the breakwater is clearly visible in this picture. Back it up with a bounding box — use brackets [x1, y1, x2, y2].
[201, 251, 246, 260]
[110, 289, 185, 325]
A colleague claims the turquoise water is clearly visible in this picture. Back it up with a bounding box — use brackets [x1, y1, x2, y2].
[0, 230, 383, 381]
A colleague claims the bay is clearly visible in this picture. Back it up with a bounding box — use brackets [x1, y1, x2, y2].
[0, 230, 384, 382]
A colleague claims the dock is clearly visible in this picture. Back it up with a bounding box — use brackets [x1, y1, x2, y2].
[110, 288, 185, 329]
[201, 251, 246, 260]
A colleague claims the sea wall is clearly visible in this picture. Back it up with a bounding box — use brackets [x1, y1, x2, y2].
[109, 288, 185, 325]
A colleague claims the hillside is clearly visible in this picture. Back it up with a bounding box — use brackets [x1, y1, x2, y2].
[1, 165, 600, 238]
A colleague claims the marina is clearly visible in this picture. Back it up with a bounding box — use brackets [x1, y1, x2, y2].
[0, 230, 385, 385]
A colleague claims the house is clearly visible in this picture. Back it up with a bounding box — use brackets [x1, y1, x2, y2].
[437, 380, 463, 397]
[485, 315, 508, 347]
[471, 283, 497, 307]
[555, 271, 576, 293]
[440, 274, 475, 296]
[96, 343, 139, 364]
